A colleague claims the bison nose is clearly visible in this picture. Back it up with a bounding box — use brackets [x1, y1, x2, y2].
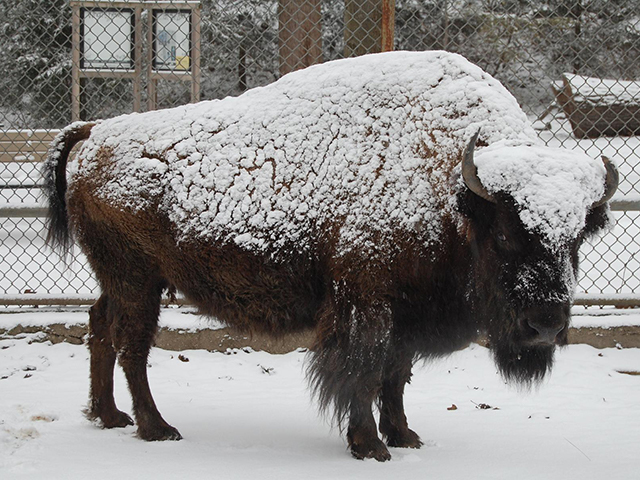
[520, 305, 568, 345]
[526, 319, 564, 345]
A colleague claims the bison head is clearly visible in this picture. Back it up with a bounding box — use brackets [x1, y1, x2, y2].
[458, 131, 618, 385]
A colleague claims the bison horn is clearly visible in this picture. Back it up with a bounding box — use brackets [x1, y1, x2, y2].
[592, 156, 619, 208]
[462, 129, 496, 203]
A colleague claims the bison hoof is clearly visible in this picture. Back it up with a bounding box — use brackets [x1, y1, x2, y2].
[102, 411, 135, 429]
[385, 429, 423, 449]
[85, 407, 134, 429]
[350, 438, 392, 462]
[138, 424, 183, 441]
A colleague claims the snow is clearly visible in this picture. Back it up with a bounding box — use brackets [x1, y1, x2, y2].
[564, 73, 640, 106]
[0, 311, 88, 330]
[1, 325, 639, 479]
[0, 308, 228, 332]
[474, 140, 608, 248]
[0, 201, 43, 209]
[69, 50, 608, 258]
[571, 308, 640, 328]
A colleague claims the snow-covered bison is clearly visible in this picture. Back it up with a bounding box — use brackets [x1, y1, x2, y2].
[44, 51, 617, 461]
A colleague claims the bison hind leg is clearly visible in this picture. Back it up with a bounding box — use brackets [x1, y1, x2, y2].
[108, 291, 182, 441]
[74, 210, 180, 440]
[85, 294, 134, 429]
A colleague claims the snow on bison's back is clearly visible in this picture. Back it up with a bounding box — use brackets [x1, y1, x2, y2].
[65, 50, 536, 254]
[43, 50, 617, 462]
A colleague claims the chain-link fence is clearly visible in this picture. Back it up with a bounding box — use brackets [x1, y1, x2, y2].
[1, 0, 639, 307]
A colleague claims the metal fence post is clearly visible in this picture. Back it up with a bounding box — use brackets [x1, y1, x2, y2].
[381, 0, 395, 52]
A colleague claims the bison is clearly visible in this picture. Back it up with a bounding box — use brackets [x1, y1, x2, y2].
[43, 51, 617, 461]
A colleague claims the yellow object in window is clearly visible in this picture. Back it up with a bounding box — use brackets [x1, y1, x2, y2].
[176, 56, 190, 71]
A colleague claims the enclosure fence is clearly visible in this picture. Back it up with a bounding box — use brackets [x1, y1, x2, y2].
[1, 0, 640, 307]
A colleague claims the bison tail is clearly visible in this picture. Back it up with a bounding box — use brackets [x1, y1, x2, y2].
[42, 121, 95, 256]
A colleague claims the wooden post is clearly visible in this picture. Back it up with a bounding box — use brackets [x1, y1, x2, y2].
[191, 5, 201, 102]
[381, 0, 395, 52]
[147, 7, 157, 111]
[133, 6, 143, 112]
[71, 4, 81, 122]
[344, 0, 378, 57]
[278, 0, 323, 76]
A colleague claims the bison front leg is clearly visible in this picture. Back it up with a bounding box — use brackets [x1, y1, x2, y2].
[310, 292, 393, 461]
[347, 391, 392, 461]
[110, 295, 182, 441]
[378, 350, 423, 449]
[86, 294, 134, 428]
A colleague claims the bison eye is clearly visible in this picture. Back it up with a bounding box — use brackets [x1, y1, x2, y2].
[490, 228, 512, 250]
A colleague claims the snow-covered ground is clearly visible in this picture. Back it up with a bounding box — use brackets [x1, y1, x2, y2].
[1, 308, 639, 479]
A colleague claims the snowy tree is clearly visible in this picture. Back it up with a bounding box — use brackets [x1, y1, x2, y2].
[198, 0, 279, 99]
[0, 0, 136, 127]
[0, 0, 72, 127]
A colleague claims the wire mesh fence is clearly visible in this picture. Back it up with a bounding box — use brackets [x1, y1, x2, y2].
[1, 0, 639, 306]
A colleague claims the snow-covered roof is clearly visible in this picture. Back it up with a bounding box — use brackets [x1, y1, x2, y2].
[71, 51, 609, 256]
[564, 73, 640, 107]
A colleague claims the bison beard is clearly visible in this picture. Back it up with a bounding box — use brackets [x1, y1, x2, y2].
[41, 52, 618, 462]
[493, 343, 556, 385]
